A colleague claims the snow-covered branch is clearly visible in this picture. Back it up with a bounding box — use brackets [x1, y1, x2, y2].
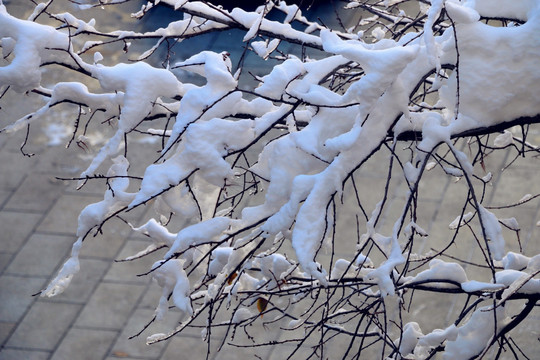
[2, 0, 540, 358]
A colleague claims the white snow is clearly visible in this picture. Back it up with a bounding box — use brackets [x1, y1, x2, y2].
[414, 325, 458, 358]
[0, 5, 69, 92]
[403, 161, 421, 184]
[41, 237, 83, 297]
[499, 217, 519, 231]
[502, 252, 531, 270]
[366, 234, 405, 296]
[232, 307, 253, 323]
[330, 259, 355, 280]
[76, 156, 135, 237]
[124, 219, 178, 261]
[407, 259, 468, 288]
[152, 259, 193, 321]
[165, 217, 230, 260]
[478, 205, 505, 261]
[396, 322, 423, 356]
[208, 247, 233, 276]
[255, 57, 305, 99]
[493, 130, 514, 147]
[3, 81, 121, 134]
[145, 333, 167, 345]
[461, 280, 504, 293]
[443, 306, 508, 359]
[43, 156, 135, 297]
[495, 269, 540, 294]
[78, 62, 182, 181]
[253, 253, 294, 285]
[440, 2, 540, 132]
[251, 38, 280, 59]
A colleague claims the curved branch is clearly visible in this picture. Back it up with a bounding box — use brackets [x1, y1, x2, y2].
[394, 114, 540, 141]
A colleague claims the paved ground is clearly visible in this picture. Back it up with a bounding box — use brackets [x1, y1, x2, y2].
[2, 108, 540, 360]
[1, 2, 540, 360]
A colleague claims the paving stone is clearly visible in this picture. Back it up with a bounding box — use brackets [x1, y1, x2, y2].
[0, 189, 11, 208]
[63, 177, 109, 196]
[110, 308, 180, 359]
[4, 174, 66, 212]
[104, 239, 167, 284]
[267, 341, 379, 360]
[34, 138, 136, 196]
[42, 144, 116, 196]
[32, 142, 86, 176]
[0, 253, 13, 274]
[6, 301, 81, 350]
[0, 321, 15, 346]
[0, 275, 47, 323]
[78, 217, 132, 260]
[213, 343, 274, 360]
[0, 210, 42, 254]
[36, 193, 101, 235]
[5, 233, 73, 277]
[75, 282, 146, 330]
[161, 334, 217, 360]
[0, 348, 51, 360]
[161, 318, 280, 360]
[231, 323, 280, 357]
[50, 327, 118, 360]
[122, 202, 156, 225]
[0, 150, 38, 191]
[138, 281, 166, 311]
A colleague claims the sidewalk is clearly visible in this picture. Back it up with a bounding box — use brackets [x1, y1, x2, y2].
[2, 119, 540, 359]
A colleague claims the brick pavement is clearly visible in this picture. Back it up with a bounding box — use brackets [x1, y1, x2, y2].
[2, 123, 540, 359]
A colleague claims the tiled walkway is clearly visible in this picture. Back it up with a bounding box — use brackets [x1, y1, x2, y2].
[2, 114, 540, 359]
